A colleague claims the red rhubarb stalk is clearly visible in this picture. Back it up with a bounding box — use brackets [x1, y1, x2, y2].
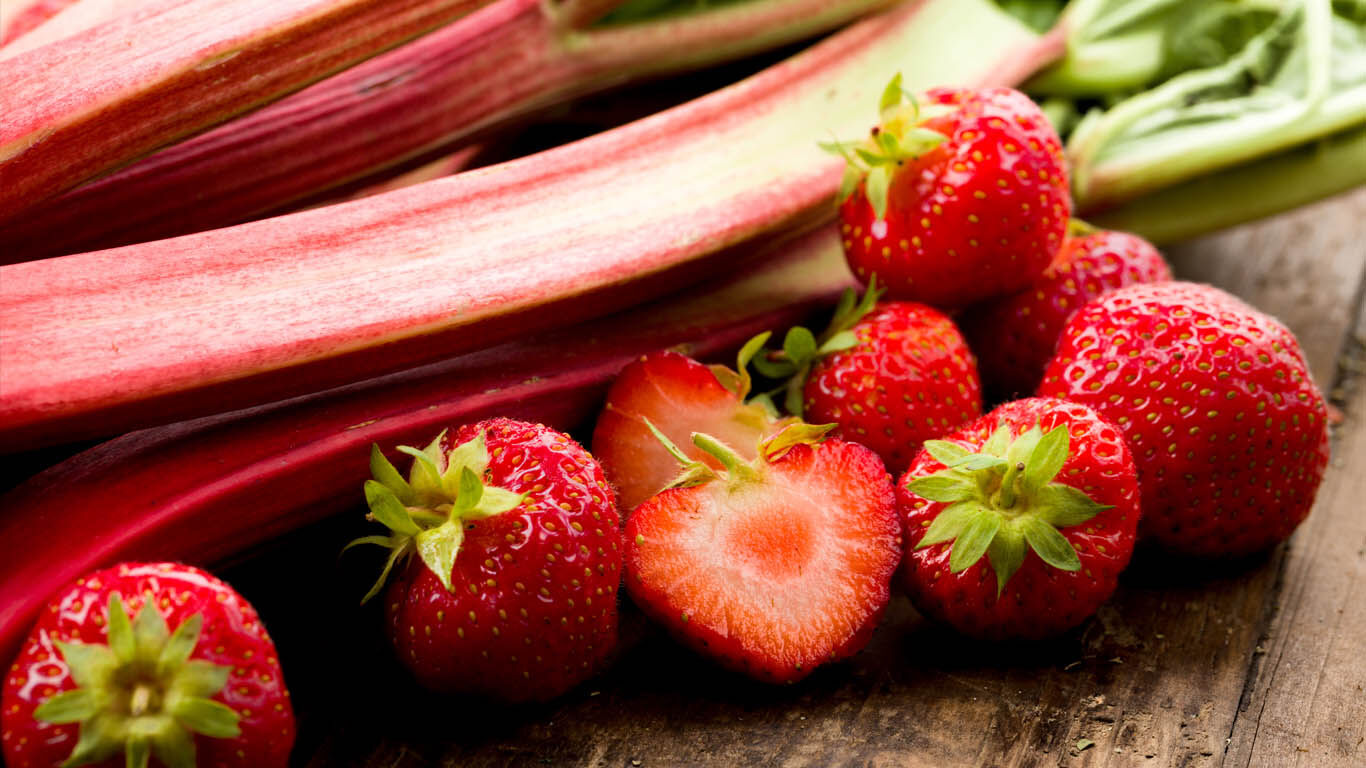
[0, 0, 1056, 451]
[0, 0, 493, 221]
[1, 0, 160, 60]
[0, 229, 854, 665]
[0, 0, 894, 260]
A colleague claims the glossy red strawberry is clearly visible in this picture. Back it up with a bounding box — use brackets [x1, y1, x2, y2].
[964, 227, 1171, 398]
[898, 398, 1139, 640]
[353, 418, 621, 701]
[1039, 282, 1331, 557]
[804, 299, 982, 473]
[829, 77, 1069, 308]
[624, 426, 901, 682]
[592, 341, 786, 513]
[2, 562, 294, 768]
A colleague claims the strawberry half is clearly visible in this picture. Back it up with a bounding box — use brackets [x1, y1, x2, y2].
[350, 418, 621, 701]
[898, 398, 1140, 640]
[826, 76, 1069, 309]
[2, 562, 294, 768]
[624, 425, 901, 683]
[1040, 282, 1332, 557]
[964, 226, 1172, 399]
[592, 339, 787, 512]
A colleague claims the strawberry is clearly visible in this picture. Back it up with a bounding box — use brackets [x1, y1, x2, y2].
[898, 398, 1140, 640]
[624, 425, 901, 682]
[964, 226, 1172, 399]
[351, 418, 621, 701]
[592, 339, 787, 513]
[2, 562, 294, 768]
[1039, 282, 1331, 557]
[826, 75, 1069, 308]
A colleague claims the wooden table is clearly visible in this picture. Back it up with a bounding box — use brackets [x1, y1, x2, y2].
[214, 187, 1366, 768]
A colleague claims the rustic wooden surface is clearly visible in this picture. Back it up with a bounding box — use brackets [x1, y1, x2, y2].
[214, 187, 1366, 768]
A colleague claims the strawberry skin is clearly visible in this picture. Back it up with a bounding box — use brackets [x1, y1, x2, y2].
[964, 228, 1171, 398]
[839, 87, 1069, 309]
[1040, 282, 1331, 557]
[804, 301, 982, 473]
[624, 437, 901, 683]
[899, 398, 1140, 640]
[592, 350, 783, 512]
[380, 419, 621, 701]
[2, 562, 294, 768]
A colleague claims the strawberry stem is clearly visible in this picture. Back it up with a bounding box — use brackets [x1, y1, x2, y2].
[691, 433, 760, 486]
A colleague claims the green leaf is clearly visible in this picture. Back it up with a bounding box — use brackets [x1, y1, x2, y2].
[466, 486, 525, 520]
[399, 444, 444, 496]
[171, 660, 231, 700]
[915, 500, 981, 549]
[982, 424, 1012, 457]
[106, 593, 135, 663]
[907, 473, 978, 503]
[359, 540, 412, 605]
[53, 641, 117, 689]
[1020, 516, 1082, 572]
[923, 440, 969, 466]
[131, 601, 169, 666]
[817, 330, 859, 356]
[751, 353, 796, 380]
[837, 164, 862, 204]
[33, 688, 98, 724]
[340, 534, 397, 554]
[170, 696, 241, 739]
[901, 127, 948, 154]
[1006, 423, 1043, 470]
[782, 326, 817, 368]
[865, 164, 892, 221]
[364, 480, 420, 536]
[949, 513, 1001, 573]
[157, 614, 202, 677]
[876, 130, 901, 159]
[442, 430, 489, 488]
[952, 454, 1010, 472]
[149, 719, 196, 768]
[987, 523, 1028, 596]
[855, 148, 890, 166]
[62, 712, 123, 767]
[369, 444, 414, 504]
[1037, 484, 1114, 527]
[126, 735, 152, 768]
[817, 138, 861, 164]
[1023, 425, 1070, 493]
[415, 522, 466, 593]
[879, 72, 904, 115]
[455, 466, 483, 511]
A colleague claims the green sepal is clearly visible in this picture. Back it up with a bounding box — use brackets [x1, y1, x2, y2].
[953, 454, 1010, 471]
[817, 330, 859, 355]
[52, 640, 116, 690]
[416, 522, 466, 593]
[907, 474, 978, 503]
[357, 539, 414, 605]
[878, 72, 904, 116]
[1005, 423, 1044, 471]
[62, 713, 122, 767]
[949, 513, 1000, 574]
[1020, 516, 1082, 572]
[643, 418, 716, 490]
[915, 500, 981, 549]
[441, 429, 490, 489]
[399, 443, 444, 497]
[126, 735, 151, 768]
[147, 721, 195, 768]
[1036, 484, 1113, 527]
[106, 594, 135, 664]
[691, 432, 761, 485]
[170, 660, 231, 700]
[131, 601, 169, 668]
[156, 614, 201, 678]
[1023, 424, 1070, 494]
[782, 327, 818, 371]
[837, 164, 862, 204]
[369, 444, 415, 504]
[986, 523, 1027, 597]
[760, 422, 835, 461]
[982, 424, 1012, 457]
[169, 696, 241, 739]
[454, 467, 483, 511]
[363, 480, 419, 536]
[865, 164, 891, 221]
[34, 689, 99, 724]
[923, 439, 969, 466]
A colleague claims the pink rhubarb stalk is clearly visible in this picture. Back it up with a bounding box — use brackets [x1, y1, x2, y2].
[0, 0, 492, 221]
[0, 0, 894, 260]
[0, 228, 854, 665]
[0, 0, 1057, 451]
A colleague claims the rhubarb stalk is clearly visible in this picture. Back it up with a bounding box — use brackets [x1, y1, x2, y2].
[0, 0, 894, 260]
[0, 0, 493, 221]
[1, 0, 162, 60]
[0, 0, 1055, 451]
[0, 227, 855, 665]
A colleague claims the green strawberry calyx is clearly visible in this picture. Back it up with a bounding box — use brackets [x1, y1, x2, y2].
[643, 420, 835, 493]
[34, 593, 241, 768]
[747, 276, 884, 418]
[348, 429, 526, 601]
[906, 422, 1113, 596]
[819, 71, 950, 222]
[704, 331, 795, 432]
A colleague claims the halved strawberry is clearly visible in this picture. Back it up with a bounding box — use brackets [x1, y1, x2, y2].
[624, 426, 901, 682]
[592, 339, 787, 512]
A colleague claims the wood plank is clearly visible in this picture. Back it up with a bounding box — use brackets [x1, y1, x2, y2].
[215, 189, 1366, 767]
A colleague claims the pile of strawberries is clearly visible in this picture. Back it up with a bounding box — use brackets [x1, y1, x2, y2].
[1, 79, 1332, 767]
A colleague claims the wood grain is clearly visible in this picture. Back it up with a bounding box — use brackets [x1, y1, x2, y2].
[213, 189, 1366, 768]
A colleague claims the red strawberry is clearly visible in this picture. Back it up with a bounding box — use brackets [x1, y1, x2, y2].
[2, 562, 294, 768]
[964, 227, 1171, 398]
[827, 76, 1069, 308]
[592, 341, 786, 513]
[898, 398, 1139, 640]
[1039, 282, 1331, 557]
[624, 425, 901, 682]
[352, 418, 621, 702]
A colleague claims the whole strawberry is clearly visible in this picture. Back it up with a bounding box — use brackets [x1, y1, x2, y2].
[964, 226, 1171, 398]
[899, 398, 1139, 640]
[625, 425, 901, 682]
[2, 562, 294, 768]
[353, 418, 621, 702]
[592, 338, 787, 513]
[827, 76, 1069, 308]
[1039, 282, 1331, 557]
